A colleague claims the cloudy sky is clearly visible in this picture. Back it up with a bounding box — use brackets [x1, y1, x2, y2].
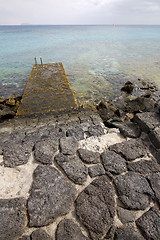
[1, 0, 160, 25]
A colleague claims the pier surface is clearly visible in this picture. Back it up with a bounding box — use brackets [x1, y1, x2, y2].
[17, 63, 77, 115]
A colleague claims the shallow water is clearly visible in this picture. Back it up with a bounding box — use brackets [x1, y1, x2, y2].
[0, 25, 160, 102]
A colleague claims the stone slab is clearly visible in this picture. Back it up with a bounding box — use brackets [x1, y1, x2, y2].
[136, 206, 160, 240]
[0, 197, 26, 240]
[56, 219, 88, 240]
[149, 127, 160, 149]
[28, 165, 76, 227]
[134, 112, 160, 133]
[76, 175, 115, 240]
[114, 172, 154, 210]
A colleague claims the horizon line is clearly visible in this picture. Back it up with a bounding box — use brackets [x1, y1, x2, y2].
[1, 23, 160, 26]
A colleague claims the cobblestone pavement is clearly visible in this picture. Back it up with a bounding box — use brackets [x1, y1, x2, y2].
[0, 109, 160, 240]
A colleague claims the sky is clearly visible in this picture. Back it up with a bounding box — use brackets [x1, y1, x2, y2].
[0, 0, 160, 25]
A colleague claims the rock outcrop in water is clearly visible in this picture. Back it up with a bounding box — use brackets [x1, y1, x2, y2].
[0, 95, 22, 122]
[97, 78, 160, 127]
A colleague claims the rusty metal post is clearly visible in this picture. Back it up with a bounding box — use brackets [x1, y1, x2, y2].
[34, 57, 37, 65]
[40, 57, 43, 64]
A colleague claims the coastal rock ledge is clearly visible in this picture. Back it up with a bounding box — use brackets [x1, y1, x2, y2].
[0, 109, 160, 239]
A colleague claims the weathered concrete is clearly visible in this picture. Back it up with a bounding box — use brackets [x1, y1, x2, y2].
[17, 63, 78, 115]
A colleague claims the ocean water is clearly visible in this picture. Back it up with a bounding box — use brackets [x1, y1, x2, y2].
[0, 25, 160, 103]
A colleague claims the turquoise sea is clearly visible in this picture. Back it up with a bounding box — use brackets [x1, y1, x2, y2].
[0, 25, 160, 102]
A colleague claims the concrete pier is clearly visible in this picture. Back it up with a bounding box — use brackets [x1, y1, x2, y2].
[17, 63, 78, 115]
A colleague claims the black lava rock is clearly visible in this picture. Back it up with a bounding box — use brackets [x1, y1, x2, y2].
[55, 153, 88, 185]
[114, 172, 154, 210]
[78, 148, 101, 164]
[75, 175, 115, 240]
[136, 206, 160, 240]
[28, 165, 76, 227]
[0, 198, 26, 240]
[56, 219, 88, 240]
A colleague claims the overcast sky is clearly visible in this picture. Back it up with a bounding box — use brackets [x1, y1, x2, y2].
[1, 0, 160, 25]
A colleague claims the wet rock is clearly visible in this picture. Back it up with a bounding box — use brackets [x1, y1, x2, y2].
[56, 219, 88, 240]
[88, 124, 104, 137]
[96, 101, 117, 124]
[75, 175, 115, 240]
[5, 97, 16, 106]
[114, 172, 154, 210]
[0, 197, 26, 240]
[66, 126, 84, 140]
[133, 112, 160, 133]
[0, 97, 4, 103]
[136, 78, 157, 91]
[114, 225, 144, 240]
[88, 164, 105, 178]
[0, 108, 16, 120]
[149, 127, 160, 149]
[136, 206, 160, 240]
[77, 148, 101, 164]
[31, 229, 53, 240]
[101, 150, 127, 175]
[124, 96, 155, 113]
[121, 81, 134, 94]
[3, 141, 31, 167]
[109, 139, 146, 161]
[55, 153, 88, 185]
[60, 137, 79, 155]
[117, 207, 138, 224]
[118, 122, 141, 138]
[28, 165, 76, 227]
[148, 172, 160, 204]
[127, 159, 160, 175]
[34, 139, 58, 165]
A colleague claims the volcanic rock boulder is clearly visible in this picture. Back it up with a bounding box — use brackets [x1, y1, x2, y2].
[109, 139, 146, 161]
[101, 150, 127, 175]
[3, 141, 31, 167]
[66, 126, 84, 140]
[114, 225, 145, 240]
[0, 198, 26, 240]
[133, 112, 160, 133]
[31, 229, 53, 240]
[88, 164, 105, 178]
[136, 207, 160, 240]
[127, 159, 160, 175]
[60, 137, 79, 155]
[34, 138, 58, 165]
[75, 175, 115, 240]
[28, 166, 76, 227]
[55, 153, 88, 185]
[118, 122, 141, 138]
[114, 172, 154, 210]
[56, 219, 88, 240]
[88, 124, 104, 137]
[148, 172, 160, 204]
[78, 148, 101, 164]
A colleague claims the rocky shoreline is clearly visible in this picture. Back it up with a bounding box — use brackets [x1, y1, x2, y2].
[0, 79, 160, 240]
